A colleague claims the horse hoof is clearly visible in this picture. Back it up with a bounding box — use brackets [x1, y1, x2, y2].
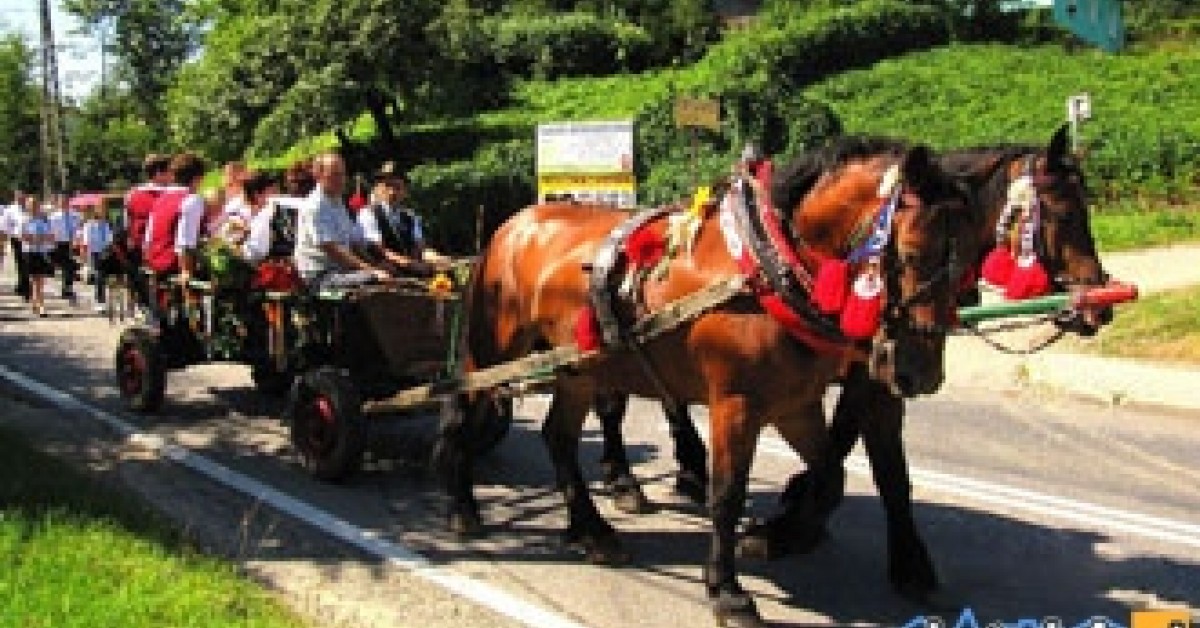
[449, 511, 484, 538]
[612, 486, 652, 515]
[738, 518, 828, 560]
[675, 472, 708, 506]
[713, 593, 765, 628]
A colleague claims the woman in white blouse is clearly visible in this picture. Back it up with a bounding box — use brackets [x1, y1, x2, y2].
[226, 171, 280, 263]
[21, 198, 56, 317]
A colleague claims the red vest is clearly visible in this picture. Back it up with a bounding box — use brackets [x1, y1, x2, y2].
[145, 189, 190, 273]
[125, 185, 164, 252]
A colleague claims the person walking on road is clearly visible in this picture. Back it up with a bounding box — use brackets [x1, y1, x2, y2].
[3, 190, 31, 300]
[22, 198, 55, 317]
[49, 194, 82, 303]
[78, 205, 114, 313]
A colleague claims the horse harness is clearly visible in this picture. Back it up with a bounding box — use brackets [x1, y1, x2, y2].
[580, 168, 969, 394]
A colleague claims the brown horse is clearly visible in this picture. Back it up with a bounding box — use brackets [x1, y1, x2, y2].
[435, 137, 976, 627]
[752, 123, 1115, 576]
[592, 125, 1113, 601]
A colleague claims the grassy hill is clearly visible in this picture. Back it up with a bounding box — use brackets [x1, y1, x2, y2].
[801, 42, 1200, 206]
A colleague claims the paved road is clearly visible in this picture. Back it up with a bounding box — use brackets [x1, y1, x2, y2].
[0, 272, 1197, 628]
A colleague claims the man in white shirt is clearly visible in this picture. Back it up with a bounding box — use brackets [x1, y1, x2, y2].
[48, 194, 83, 301]
[293, 153, 392, 289]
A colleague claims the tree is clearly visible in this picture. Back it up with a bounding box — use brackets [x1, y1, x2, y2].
[0, 34, 43, 197]
[63, 0, 202, 135]
[66, 90, 159, 190]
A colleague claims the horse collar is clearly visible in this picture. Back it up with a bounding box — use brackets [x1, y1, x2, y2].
[718, 177, 857, 356]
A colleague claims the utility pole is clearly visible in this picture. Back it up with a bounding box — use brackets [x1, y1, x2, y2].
[37, 0, 68, 199]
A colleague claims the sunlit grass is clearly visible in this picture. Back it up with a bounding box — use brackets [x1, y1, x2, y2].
[1091, 205, 1200, 252]
[0, 424, 310, 628]
[1067, 285, 1200, 364]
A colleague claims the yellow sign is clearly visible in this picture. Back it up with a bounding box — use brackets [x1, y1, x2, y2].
[1132, 610, 1192, 628]
[538, 172, 636, 193]
[674, 97, 721, 131]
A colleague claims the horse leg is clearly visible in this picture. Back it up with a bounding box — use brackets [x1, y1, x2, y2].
[434, 393, 483, 537]
[856, 376, 939, 600]
[705, 395, 765, 628]
[779, 382, 862, 507]
[664, 401, 709, 505]
[738, 401, 841, 560]
[595, 392, 651, 514]
[547, 386, 627, 564]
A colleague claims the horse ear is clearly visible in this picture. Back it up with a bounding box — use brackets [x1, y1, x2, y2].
[900, 145, 934, 189]
[1048, 123, 1071, 167]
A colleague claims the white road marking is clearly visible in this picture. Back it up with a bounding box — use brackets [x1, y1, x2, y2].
[0, 365, 592, 628]
[754, 436, 1200, 550]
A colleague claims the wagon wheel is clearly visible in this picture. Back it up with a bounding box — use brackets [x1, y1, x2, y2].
[251, 364, 293, 397]
[285, 367, 367, 482]
[114, 327, 166, 413]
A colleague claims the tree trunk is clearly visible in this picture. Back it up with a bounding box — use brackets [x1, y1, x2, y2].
[366, 91, 398, 155]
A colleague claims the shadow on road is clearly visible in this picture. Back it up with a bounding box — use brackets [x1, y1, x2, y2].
[1, 304, 1197, 627]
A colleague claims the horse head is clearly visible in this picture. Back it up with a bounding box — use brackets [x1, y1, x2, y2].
[942, 125, 1110, 336]
[775, 138, 976, 397]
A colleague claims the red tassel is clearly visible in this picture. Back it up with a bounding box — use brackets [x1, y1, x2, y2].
[1005, 257, 1051, 300]
[813, 258, 849, 314]
[839, 273, 884, 340]
[574, 307, 602, 351]
[980, 246, 1015, 287]
[624, 227, 665, 269]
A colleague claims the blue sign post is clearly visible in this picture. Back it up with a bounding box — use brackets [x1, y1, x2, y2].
[1053, 0, 1125, 52]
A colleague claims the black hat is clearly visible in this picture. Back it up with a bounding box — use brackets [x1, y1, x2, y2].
[375, 161, 406, 182]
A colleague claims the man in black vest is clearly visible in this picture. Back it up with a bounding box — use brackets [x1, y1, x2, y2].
[357, 161, 447, 275]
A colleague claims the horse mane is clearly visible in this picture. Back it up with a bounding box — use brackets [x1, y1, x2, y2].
[770, 136, 914, 217]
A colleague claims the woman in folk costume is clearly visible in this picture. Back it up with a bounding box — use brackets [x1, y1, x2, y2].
[21, 197, 56, 317]
[78, 204, 114, 313]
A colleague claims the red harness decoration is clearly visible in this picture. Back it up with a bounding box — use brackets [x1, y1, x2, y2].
[717, 177, 861, 359]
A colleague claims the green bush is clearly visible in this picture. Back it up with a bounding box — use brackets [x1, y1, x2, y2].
[408, 139, 535, 254]
[489, 13, 655, 80]
[633, 84, 841, 204]
[803, 43, 1200, 205]
[692, 0, 950, 92]
[402, 1, 951, 241]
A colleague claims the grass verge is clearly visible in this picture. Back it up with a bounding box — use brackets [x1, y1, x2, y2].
[0, 421, 310, 628]
[1092, 205, 1200, 252]
[1067, 285, 1200, 365]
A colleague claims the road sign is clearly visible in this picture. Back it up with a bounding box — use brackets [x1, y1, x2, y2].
[1067, 93, 1091, 123]
[1053, 0, 1124, 53]
[535, 120, 636, 207]
[673, 97, 721, 131]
